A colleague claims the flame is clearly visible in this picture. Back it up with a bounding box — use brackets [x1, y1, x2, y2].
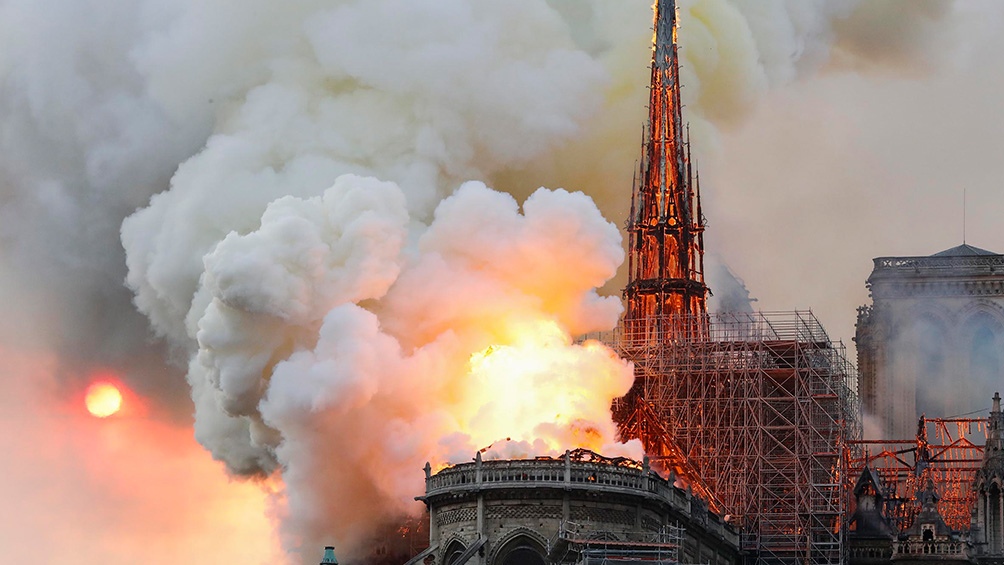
[460, 318, 634, 457]
[85, 381, 123, 418]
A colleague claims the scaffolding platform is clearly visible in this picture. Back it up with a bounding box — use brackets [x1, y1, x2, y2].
[589, 310, 861, 565]
[549, 521, 686, 565]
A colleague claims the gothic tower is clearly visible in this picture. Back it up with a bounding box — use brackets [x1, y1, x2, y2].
[623, 0, 708, 344]
[856, 244, 1004, 438]
[975, 392, 1004, 555]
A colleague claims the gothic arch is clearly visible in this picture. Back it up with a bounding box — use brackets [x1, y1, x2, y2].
[891, 311, 951, 419]
[961, 306, 1004, 406]
[442, 538, 468, 565]
[959, 307, 1004, 347]
[982, 480, 1004, 553]
[488, 528, 549, 565]
[894, 303, 955, 337]
[958, 298, 1004, 330]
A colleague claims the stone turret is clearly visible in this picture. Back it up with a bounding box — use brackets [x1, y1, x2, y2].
[891, 476, 971, 564]
[319, 546, 338, 565]
[974, 393, 1004, 557]
[856, 245, 1004, 439]
[412, 449, 739, 565]
[848, 466, 896, 564]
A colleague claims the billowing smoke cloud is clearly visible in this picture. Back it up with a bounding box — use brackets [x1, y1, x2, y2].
[118, 2, 629, 556]
[249, 181, 636, 552]
[141, 171, 638, 556]
[0, 0, 967, 562]
[706, 254, 756, 315]
[0, 0, 209, 414]
[510, 0, 960, 214]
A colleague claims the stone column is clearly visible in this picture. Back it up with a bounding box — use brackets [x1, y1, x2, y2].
[998, 491, 1003, 554]
[562, 451, 571, 525]
[475, 453, 484, 565]
[983, 490, 989, 549]
[978, 490, 983, 546]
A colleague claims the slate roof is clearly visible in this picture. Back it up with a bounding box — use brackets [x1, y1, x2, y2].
[930, 244, 999, 257]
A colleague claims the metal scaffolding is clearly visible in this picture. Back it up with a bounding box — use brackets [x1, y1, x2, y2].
[549, 521, 687, 565]
[847, 416, 986, 532]
[595, 310, 860, 565]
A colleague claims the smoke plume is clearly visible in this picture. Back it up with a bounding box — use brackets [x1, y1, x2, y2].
[0, 0, 967, 562]
[116, 2, 632, 556]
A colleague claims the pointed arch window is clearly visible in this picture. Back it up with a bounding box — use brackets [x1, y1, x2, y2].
[444, 540, 467, 565]
[971, 324, 1002, 385]
[495, 535, 546, 565]
[909, 317, 947, 418]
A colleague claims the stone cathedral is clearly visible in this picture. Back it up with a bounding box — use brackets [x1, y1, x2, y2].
[856, 244, 1004, 439]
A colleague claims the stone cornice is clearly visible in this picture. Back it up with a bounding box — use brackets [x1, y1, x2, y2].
[869, 279, 1004, 300]
[870, 255, 1004, 281]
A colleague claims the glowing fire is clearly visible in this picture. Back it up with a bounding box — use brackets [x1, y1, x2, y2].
[461, 319, 636, 458]
[85, 382, 123, 418]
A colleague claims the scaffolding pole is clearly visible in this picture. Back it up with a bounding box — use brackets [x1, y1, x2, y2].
[550, 521, 688, 565]
[593, 310, 860, 565]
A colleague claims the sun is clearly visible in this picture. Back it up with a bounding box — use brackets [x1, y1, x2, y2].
[85, 382, 123, 418]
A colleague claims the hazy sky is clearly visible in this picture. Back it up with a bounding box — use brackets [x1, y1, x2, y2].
[0, 347, 285, 563]
[2, 1, 1004, 564]
[710, 0, 1004, 351]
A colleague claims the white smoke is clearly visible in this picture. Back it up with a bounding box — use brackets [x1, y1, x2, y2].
[249, 181, 635, 552]
[0, 0, 964, 562]
[502, 0, 958, 226]
[120, 2, 629, 557]
[169, 172, 636, 554]
[682, 0, 954, 126]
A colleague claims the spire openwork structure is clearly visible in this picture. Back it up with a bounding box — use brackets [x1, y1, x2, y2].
[609, 4, 860, 564]
[624, 0, 707, 344]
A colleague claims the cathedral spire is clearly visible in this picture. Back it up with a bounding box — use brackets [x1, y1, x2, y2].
[624, 0, 708, 343]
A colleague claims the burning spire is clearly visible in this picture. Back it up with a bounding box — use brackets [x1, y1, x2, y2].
[614, 0, 721, 512]
[624, 0, 708, 343]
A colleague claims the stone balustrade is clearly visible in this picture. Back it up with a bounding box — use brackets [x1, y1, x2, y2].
[423, 451, 736, 543]
[872, 255, 1004, 277]
[893, 540, 968, 558]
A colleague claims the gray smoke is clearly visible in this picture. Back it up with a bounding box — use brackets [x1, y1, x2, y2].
[707, 254, 756, 315]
